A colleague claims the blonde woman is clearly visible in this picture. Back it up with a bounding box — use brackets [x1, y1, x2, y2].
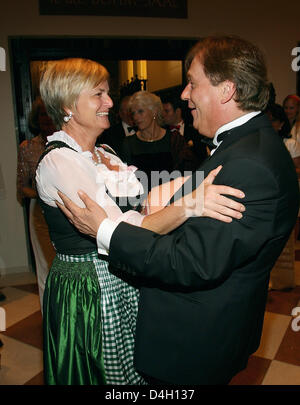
[121, 91, 199, 192]
[36, 58, 245, 385]
[17, 97, 56, 312]
[283, 94, 300, 142]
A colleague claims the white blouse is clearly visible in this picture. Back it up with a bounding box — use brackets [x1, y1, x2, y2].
[291, 122, 300, 143]
[36, 131, 145, 234]
[284, 137, 300, 159]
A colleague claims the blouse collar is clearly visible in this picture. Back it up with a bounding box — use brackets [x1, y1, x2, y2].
[47, 130, 93, 159]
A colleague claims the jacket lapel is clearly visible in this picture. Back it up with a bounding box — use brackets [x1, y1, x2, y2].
[210, 113, 269, 157]
[169, 113, 272, 205]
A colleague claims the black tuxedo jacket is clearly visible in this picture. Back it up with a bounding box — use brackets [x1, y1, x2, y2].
[108, 114, 299, 384]
[183, 123, 208, 165]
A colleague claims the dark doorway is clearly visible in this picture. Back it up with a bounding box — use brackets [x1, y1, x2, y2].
[9, 36, 197, 144]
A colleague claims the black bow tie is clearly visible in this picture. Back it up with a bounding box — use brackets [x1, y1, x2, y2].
[201, 130, 231, 150]
[216, 129, 231, 143]
[201, 136, 215, 149]
[170, 125, 181, 131]
[127, 126, 138, 133]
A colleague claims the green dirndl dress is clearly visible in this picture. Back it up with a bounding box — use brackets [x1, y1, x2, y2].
[40, 140, 146, 385]
[43, 251, 146, 385]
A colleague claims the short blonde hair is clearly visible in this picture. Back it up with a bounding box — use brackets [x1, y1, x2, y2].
[40, 58, 109, 129]
[129, 91, 164, 126]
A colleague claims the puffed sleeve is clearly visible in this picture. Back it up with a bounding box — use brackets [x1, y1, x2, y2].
[36, 147, 145, 225]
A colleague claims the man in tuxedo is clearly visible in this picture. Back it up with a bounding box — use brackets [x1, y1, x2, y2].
[58, 36, 299, 384]
[98, 95, 136, 156]
[162, 96, 208, 165]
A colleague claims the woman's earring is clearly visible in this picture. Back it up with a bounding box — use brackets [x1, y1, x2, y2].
[63, 112, 73, 123]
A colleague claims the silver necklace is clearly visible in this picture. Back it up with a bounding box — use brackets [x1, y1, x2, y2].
[93, 148, 102, 166]
[138, 127, 163, 142]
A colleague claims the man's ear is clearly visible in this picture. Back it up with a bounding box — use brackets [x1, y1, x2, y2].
[175, 107, 182, 120]
[220, 81, 236, 104]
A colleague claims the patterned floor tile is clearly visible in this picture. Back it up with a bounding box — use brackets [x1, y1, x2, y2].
[0, 272, 37, 288]
[15, 283, 39, 295]
[266, 286, 300, 316]
[0, 288, 40, 329]
[294, 261, 300, 285]
[2, 311, 43, 350]
[254, 312, 291, 360]
[275, 318, 300, 367]
[0, 334, 43, 385]
[1, 260, 300, 386]
[0, 286, 33, 306]
[24, 371, 44, 385]
[230, 355, 271, 385]
[262, 360, 300, 385]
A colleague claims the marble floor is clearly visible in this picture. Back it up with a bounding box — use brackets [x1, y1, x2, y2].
[0, 249, 300, 386]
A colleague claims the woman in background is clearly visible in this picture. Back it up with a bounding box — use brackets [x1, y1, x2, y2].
[17, 97, 56, 312]
[283, 94, 300, 142]
[266, 103, 299, 290]
[267, 103, 300, 172]
[121, 91, 199, 193]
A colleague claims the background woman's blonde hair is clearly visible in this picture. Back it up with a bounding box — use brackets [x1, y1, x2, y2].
[129, 91, 164, 126]
[40, 58, 109, 129]
[283, 94, 300, 121]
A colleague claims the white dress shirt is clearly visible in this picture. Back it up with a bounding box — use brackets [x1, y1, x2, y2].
[210, 111, 261, 155]
[36, 130, 145, 254]
[122, 121, 136, 137]
[170, 120, 185, 136]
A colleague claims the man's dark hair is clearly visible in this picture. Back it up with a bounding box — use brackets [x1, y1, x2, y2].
[185, 35, 270, 112]
[267, 103, 291, 139]
[162, 96, 183, 112]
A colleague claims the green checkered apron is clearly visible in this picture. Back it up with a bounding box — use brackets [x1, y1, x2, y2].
[56, 251, 147, 385]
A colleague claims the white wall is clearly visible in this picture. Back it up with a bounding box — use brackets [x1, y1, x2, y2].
[1, 0, 300, 273]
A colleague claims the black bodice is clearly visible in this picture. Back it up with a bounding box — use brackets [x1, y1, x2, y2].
[37, 141, 142, 255]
